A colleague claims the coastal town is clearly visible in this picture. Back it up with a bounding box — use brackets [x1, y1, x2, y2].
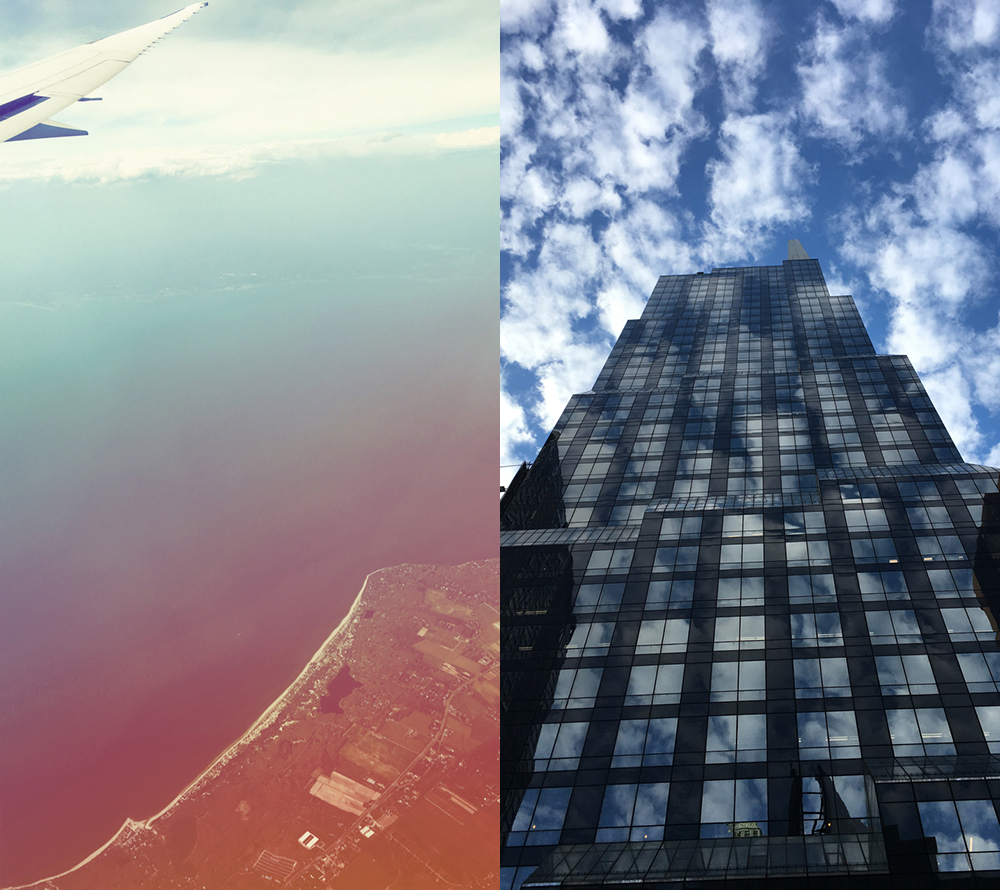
[12, 560, 499, 889]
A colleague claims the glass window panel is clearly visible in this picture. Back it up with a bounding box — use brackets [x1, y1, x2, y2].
[794, 658, 824, 698]
[613, 719, 647, 765]
[625, 663, 684, 705]
[711, 661, 739, 701]
[631, 784, 670, 840]
[957, 800, 1000, 855]
[919, 800, 967, 867]
[976, 706, 1000, 752]
[645, 578, 694, 607]
[663, 618, 691, 651]
[549, 722, 590, 769]
[798, 711, 860, 759]
[701, 779, 736, 831]
[958, 652, 1000, 693]
[736, 714, 767, 761]
[511, 788, 540, 832]
[901, 654, 937, 693]
[524, 786, 573, 842]
[915, 708, 954, 748]
[822, 657, 852, 696]
[534, 723, 559, 763]
[792, 612, 843, 647]
[891, 610, 922, 640]
[626, 665, 656, 700]
[706, 715, 737, 763]
[586, 550, 613, 573]
[644, 718, 678, 765]
[637, 619, 665, 649]
[597, 783, 637, 840]
[740, 659, 767, 696]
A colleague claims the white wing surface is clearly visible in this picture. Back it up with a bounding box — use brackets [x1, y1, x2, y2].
[0, 2, 207, 144]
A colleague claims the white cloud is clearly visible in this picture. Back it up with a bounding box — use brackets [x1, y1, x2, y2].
[838, 141, 1000, 463]
[501, 2, 712, 446]
[2, 4, 497, 181]
[957, 59, 1000, 129]
[501, 0, 557, 35]
[929, 0, 1000, 53]
[797, 16, 907, 149]
[702, 112, 813, 261]
[596, 0, 643, 20]
[638, 11, 708, 131]
[0, 128, 499, 185]
[911, 153, 980, 227]
[965, 326, 1000, 412]
[555, 0, 613, 57]
[502, 375, 536, 486]
[596, 281, 646, 339]
[922, 365, 983, 457]
[926, 107, 972, 143]
[707, 0, 771, 111]
[829, 0, 897, 25]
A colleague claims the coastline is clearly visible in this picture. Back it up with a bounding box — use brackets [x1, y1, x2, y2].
[2, 569, 378, 890]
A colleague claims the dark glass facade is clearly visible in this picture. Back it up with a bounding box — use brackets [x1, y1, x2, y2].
[500, 255, 1000, 888]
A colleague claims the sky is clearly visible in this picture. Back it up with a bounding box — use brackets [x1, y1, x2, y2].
[0, 1, 497, 884]
[501, 0, 1000, 487]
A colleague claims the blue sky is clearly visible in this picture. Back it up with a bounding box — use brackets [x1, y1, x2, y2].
[502, 0, 1000, 485]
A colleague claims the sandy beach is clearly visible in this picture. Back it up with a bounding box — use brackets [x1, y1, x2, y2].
[3, 569, 377, 890]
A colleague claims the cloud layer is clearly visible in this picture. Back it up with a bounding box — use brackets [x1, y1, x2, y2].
[1, 0, 497, 180]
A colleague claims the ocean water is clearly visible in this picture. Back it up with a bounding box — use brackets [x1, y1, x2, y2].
[0, 278, 496, 884]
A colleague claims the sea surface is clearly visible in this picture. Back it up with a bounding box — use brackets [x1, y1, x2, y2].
[0, 278, 496, 885]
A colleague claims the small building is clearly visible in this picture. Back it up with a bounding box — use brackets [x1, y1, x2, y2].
[298, 831, 319, 850]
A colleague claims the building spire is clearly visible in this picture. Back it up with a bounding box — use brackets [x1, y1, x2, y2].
[788, 238, 810, 260]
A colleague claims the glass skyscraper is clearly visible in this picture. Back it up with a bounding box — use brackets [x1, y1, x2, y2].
[500, 246, 1000, 888]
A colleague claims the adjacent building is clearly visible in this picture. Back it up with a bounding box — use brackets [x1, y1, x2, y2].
[501, 245, 1000, 888]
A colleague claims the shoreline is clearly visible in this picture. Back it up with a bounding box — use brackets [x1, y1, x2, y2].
[2, 569, 378, 890]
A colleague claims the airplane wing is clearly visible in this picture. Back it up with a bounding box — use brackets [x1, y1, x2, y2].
[0, 2, 207, 144]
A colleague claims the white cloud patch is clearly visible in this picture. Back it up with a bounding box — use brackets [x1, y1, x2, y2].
[956, 59, 1000, 129]
[501, 0, 557, 35]
[501, 2, 710, 454]
[829, 0, 897, 25]
[839, 140, 1000, 462]
[929, 0, 1000, 53]
[702, 112, 813, 261]
[1, 3, 497, 181]
[502, 375, 536, 487]
[923, 366, 984, 457]
[797, 16, 907, 150]
[707, 0, 771, 111]
[0, 128, 499, 185]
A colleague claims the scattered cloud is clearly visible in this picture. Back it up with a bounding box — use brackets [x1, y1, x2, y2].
[501, 2, 712, 460]
[2, 2, 497, 183]
[928, 0, 1000, 53]
[702, 111, 813, 261]
[797, 15, 907, 150]
[707, 0, 771, 112]
[0, 128, 499, 185]
[829, 0, 897, 25]
[502, 375, 536, 487]
[839, 148, 1000, 461]
[503, 0, 1000, 468]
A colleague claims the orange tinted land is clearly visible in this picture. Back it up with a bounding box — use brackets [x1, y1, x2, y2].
[9, 560, 499, 890]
